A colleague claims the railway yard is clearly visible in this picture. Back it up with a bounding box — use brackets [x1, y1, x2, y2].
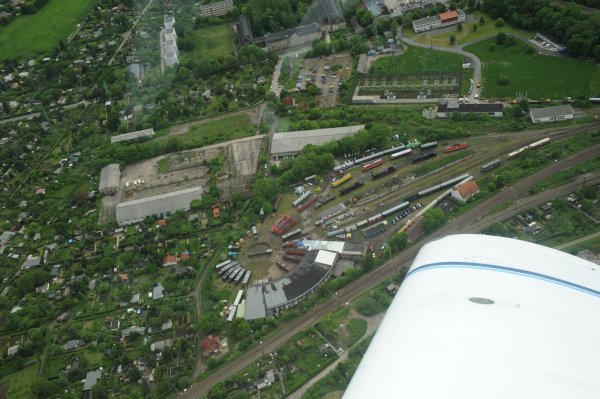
[214, 122, 600, 314]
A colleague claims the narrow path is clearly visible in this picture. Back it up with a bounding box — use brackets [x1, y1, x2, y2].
[109, 0, 155, 66]
[286, 311, 385, 399]
[555, 230, 600, 250]
[189, 243, 221, 378]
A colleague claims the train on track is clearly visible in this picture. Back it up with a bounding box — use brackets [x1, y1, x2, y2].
[508, 137, 551, 159]
[412, 152, 437, 164]
[340, 181, 364, 196]
[444, 143, 469, 153]
[326, 201, 410, 237]
[404, 174, 471, 202]
[333, 145, 407, 173]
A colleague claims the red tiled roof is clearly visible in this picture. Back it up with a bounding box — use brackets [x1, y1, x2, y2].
[438, 10, 458, 22]
[162, 255, 177, 266]
[201, 335, 221, 356]
[454, 180, 479, 200]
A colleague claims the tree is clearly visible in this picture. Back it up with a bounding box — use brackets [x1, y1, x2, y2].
[495, 17, 504, 27]
[449, 34, 456, 45]
[230, 318, 251, 340]
[472, 24, 478, 32]
[422, 208, 447, 233]
[518, 98, 529, 113]
[207, 381, 228, 399]
[73, 188, 89, 204]
[457, 23, 463, 32]
[479, 16, 485, 25]
[177, 376, 192, 390]
[489, 43, 496, 52]
[197, 314, 225, 335]
[387, 232, 409, 254]
[496, 31, 506, 45]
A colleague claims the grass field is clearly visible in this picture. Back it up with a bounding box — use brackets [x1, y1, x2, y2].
[0, 364, 38, 399]
[370, 46, 464, 74]
[180, 114, 255, 147]
[0, 0, 95, 60]
[411, 11, 534, 48]
[183, 24, 234, 62]
[465, 38, 600, 99]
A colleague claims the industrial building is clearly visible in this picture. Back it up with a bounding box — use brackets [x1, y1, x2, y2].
[200, 0, 234, 17]
[271, 125, 365, 159]
[116, 186, 202, 225]
[436, 99, 504, 118]
[99, 163, 121, 196]
[412, 9, 465, 33]
[529, 104, 574, 123]
[110, 128, 155, 143]
[344, 234, 600, 399]
[245, 250, 336, 319]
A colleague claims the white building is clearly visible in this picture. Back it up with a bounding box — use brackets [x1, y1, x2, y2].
[161, 15, 179, 67]
[412, 9, 466, 33]
[344, 234, 600, 399]
[530, 104, 574, 123]
[200, 0, 234, 17]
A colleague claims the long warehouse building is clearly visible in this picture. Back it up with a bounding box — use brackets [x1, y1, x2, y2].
[116, 186, 202, 225]
[344, 234, 600, 399]
[271, 125, 365, 159]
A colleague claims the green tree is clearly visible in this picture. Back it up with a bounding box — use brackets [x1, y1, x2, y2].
[518, 98, 530, 113]
[387, 232, 409, 253]
[207, 381, 228, 399]
[449, 34, 456, 45]
[177, 376, 192, 390]
[422, 208, 447, 233]
[457, 23, 463, 32]
[495, 17, 504, 27]
[479, 15, 485, 25]
[496, 31, 506, 45]
[472, 24, 478, 32]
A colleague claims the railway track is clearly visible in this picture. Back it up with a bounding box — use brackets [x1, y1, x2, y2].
[179, 135, 600, 399]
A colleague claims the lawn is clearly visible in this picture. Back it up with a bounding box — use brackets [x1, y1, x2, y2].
[464, 38, 600, 99]
[413, 11, 534, 48]
[370, 46, 464, 74]
[182, 24, 234, 62]
[0, 364, 38, 399]
[0, 0, 96, 60]
[180, 114, 255, 147]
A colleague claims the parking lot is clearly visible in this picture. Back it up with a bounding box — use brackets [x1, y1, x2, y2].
[295, 53, 354, 108]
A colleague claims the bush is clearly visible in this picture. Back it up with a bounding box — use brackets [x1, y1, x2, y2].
[356, 297, 381, 316]
[489, 43, 496, 52]
[495, 17, 504, 27]
[498, 75, 510, 86]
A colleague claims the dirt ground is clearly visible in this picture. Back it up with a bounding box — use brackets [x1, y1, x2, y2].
[99, 136, 264, 224]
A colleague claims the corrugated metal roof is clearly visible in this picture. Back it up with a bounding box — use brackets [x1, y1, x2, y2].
[271, 125, 365, 156]
[111, 128, 155, 143]
[530, 105, 574, 120]
[99, 163, 120, 191]
[116, 186, 202, 225]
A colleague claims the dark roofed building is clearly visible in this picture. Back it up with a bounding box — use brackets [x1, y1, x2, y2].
[436, 99, 503, 118]
[320, 0, 346, 30]
[235, 15, 254, 47]
[245, 251, 335, 319]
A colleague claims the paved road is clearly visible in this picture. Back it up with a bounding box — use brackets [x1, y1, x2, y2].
[178, 135, 600, 399]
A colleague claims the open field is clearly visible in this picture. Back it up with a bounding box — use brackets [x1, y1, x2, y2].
[0, 0, 95, 60]
[183, 24, 234, 61]
[181, 114, 255, 147]
[465, 38, 600, 99]
[0, 364, 37, 399]
[411, 11, 534, 48]
[370, 46, 464, 74]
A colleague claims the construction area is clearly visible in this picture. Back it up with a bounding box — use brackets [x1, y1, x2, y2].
[99, 135, 264, 224]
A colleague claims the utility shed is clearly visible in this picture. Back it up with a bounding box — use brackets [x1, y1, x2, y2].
[83, 370, 102, 391]
[99, 163, 121, 196]
[110, 128, 155, 143]
[529, 105, 574, 123]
